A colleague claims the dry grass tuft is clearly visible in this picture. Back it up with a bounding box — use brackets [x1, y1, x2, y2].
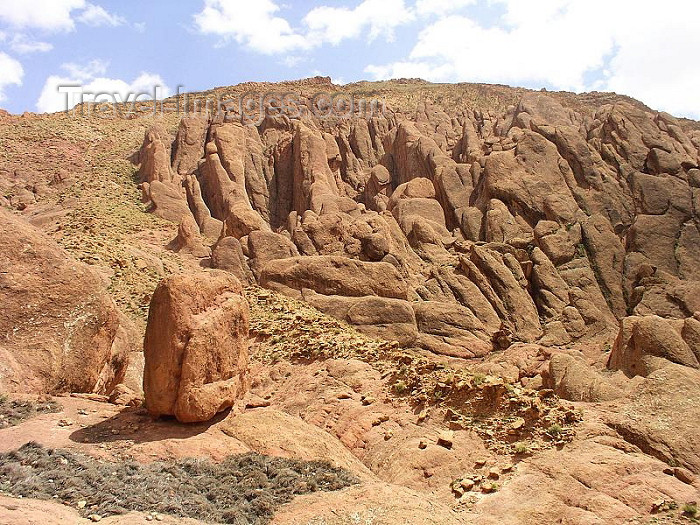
[0, 442, 357, 524]
[0, 396, 62, 429]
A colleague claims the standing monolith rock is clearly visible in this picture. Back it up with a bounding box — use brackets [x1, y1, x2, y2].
[143, 271, 249, 423]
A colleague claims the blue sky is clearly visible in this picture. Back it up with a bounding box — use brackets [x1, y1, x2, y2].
[0, 0, 698, 118]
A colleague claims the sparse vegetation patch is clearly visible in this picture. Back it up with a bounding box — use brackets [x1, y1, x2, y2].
[0, 395, 62, 429]
[0, 442, 357, 524]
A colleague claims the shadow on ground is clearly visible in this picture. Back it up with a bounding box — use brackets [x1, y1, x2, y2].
[69, 406, 230, 444]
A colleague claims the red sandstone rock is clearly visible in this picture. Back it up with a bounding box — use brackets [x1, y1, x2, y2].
[143, 272, 249, 423]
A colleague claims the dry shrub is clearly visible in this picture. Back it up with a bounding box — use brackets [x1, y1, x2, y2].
[0, 396, 62, 429]
[0, 443, 357, 524]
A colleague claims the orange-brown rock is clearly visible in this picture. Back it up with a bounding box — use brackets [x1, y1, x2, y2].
[608, 315, 700, 377]
[302, 290, 418, 345]
[0, 209, 132, 394]
[546, 354, 624, 402]
[260, 256, 409, 300]
[171, 117, 208, 176]
[141, 180, 193, 223]
[247, 230, 299, 278]
[211, 236, 255, 285]
[602, 364, 700, 473]
[130, 83, 700, 363]
[143, 272, 249, 423]
[171, 215, 211, 258]
[138, 125, 174, 185]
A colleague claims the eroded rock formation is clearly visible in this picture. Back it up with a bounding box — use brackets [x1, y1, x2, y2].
[137, 89, 700, 361]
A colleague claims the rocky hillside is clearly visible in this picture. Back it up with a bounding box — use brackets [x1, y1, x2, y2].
[139, 77, 700, 358]
[1, 78, 700, 524]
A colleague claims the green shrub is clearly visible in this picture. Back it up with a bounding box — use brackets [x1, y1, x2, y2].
[547, 424, 563, 437]
[683, 503, 698, 517]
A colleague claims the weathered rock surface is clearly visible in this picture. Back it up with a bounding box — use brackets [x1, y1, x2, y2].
[271, 483, 466, 525]
[221, 408, 374, 479]
[260, 256, 409, 300]
[302, 291, 419, 345]
[608, 315, 700, 377]
[0, 209, 133, 395]
[547, 353, 625, 402]
[134, 84, 700, 362]
[601, 364, 700, 473]
[143, 272, 249, 423]
[171, 215, 211, 258]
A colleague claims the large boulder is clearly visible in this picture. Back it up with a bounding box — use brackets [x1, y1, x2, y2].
[138, 125, 174, 184]
[413, 301, 493, 358]
[608, 315, 700, 377]
[302, 291, 418, 345]
[171, 215, 211, 258]
[247, 230, 299, 278]
[602, 364, 700, 473]
[171, 117, 208, 176]
[260, 256, 409, 300]
[211, 236, 255, 285]
[0, 209, 132, 394]
[141, 180, 193, 223]
[143, 272, 250, 423]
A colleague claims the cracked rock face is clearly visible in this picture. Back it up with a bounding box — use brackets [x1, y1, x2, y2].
[139, 89, 700, 359]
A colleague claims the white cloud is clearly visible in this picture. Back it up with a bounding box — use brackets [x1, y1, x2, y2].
[281, 55, 303, 68]
[0, 1, 126, 32]
[0, 0, 85, 32]
[9, 34, 53, 54]
[77, 3, 126, 27]
[366, 0, 700, 118]
[133, 22, 146, 33]
[601, 2, 700, 119]
[61, 59, 109, 80]
[304, 0, 414, 45]
[194, 0, 309, 54]
[365, 60, 451, 81]
[194, 0, 415, 54]
[367, 2, 613, 91]
[37, 61, 170, 113]
[0, 52, 24, 102]
[414, 0, 476, 16]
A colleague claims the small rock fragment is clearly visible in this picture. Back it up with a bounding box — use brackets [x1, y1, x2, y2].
[437, 430, 454, 449]
[674, 467, 696, 485]
[361, 395, 376, 406]
[460, 479, 475, 491]
[481, 482, 499, 493]
[510, 418, 525, 431]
